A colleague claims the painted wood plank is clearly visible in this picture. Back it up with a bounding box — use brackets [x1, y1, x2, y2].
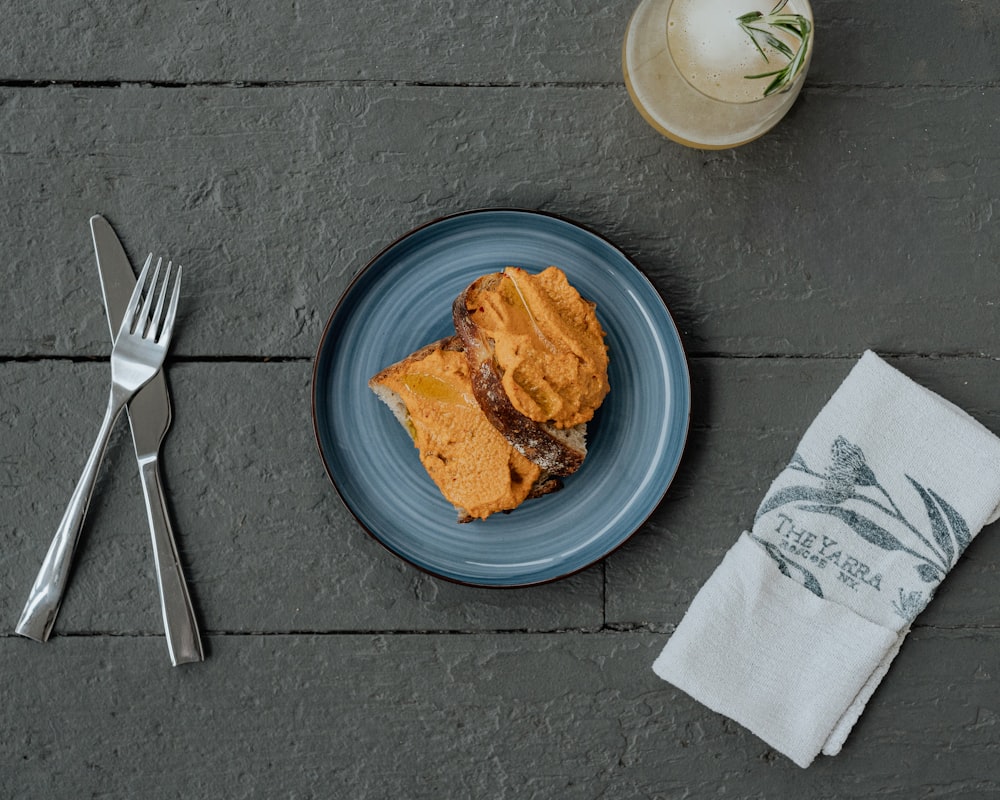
[5, 357, 998, 634]
[0, 0, 995, 87]
[1, 361, 604, 635]
[1, 628, 997, 798]
[1, 85, 998, 359]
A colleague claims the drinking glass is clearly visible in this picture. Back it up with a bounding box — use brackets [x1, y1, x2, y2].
[623, 0, 814, 148]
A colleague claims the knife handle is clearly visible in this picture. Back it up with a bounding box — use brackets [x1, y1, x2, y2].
[138, 456, 204, 666]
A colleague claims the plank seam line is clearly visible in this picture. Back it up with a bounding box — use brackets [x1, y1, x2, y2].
[690, 352, 1000, 360]
[1, 626, 656, 638]
[2, 353, 997, 364]
[0, 79, 620, 90]
[0, 79, 996, 91]
[1, 623, 994, 638]
[0, 355, 312, 364]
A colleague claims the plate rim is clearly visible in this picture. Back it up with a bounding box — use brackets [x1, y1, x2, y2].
[311, 207, 691, 588]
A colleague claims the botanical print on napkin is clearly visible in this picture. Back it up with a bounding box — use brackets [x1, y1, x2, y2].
[750, 436, 972, 631]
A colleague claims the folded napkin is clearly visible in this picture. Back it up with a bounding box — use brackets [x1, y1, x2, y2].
[653, 351, 1000, 768]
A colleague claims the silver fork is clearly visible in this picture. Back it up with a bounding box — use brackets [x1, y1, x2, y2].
[16, 255, 182, 643]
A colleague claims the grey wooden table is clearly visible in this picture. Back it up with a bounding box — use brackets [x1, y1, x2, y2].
[3, 1, 998, 797]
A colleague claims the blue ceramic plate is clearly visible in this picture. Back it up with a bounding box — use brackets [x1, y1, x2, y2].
[313, 209, 690, 586]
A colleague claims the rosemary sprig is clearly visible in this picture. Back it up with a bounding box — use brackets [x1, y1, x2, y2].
[737, 0, 812, 97]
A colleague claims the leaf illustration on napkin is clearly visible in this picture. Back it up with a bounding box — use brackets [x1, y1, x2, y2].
[829, 437, 879, 488]
[795, 504, 907, 552]
[891, 588, 925, 620]
[906, 476, 955, 566]
[758, 437, 972, 601]
[755, 486, 846, 522]
[750, 534, 824, 597]
[928, 486, 971, 551]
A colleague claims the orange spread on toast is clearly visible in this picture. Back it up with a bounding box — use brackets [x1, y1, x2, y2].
[466, 266, 610, 429]
[378, 345, 543, 521]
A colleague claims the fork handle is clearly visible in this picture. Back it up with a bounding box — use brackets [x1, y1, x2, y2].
[138, 456, 204, 665]
[16, 385, 130, 642]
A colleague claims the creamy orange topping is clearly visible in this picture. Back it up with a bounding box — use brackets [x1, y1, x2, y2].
[379, 346, 543, 520]
[466, 266, 609, 429]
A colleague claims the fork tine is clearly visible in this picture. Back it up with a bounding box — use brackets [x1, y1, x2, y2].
[147, 261, 173, 341]
[120, 254, 154, 337]
[137, 257, 162, 336]
[158, 264, 183, 344]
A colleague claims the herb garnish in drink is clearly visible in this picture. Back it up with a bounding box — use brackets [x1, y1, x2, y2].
[737, 0, 812, 96]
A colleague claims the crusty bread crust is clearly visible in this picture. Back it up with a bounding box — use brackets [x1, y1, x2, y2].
[452, 275, 588, 477]
[369, 336, 563, 522]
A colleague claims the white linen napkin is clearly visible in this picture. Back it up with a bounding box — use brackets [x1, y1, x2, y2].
[653, 350, 1000, 767]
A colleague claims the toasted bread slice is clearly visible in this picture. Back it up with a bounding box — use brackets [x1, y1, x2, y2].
[369, 337, 562, 522]
[452, 267, 609, 477]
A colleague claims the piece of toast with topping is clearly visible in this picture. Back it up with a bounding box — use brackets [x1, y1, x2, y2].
[369, 337, 562, 522]
[452, 267, 609, 477]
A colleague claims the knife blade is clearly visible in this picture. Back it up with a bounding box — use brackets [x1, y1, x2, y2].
[90, 214, 203, 665]
[92, 216, 173, 458]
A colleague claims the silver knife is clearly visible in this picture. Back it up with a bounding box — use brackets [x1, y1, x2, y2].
[90, 215, 203, 666]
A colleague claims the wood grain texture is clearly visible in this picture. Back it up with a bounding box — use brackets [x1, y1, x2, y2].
[1, 0, 997, 87]
[0, 361, 604, 634]
[1, 84, 998, 358]
[1, 629, 997, 799]
[5, 358, 998, 633]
